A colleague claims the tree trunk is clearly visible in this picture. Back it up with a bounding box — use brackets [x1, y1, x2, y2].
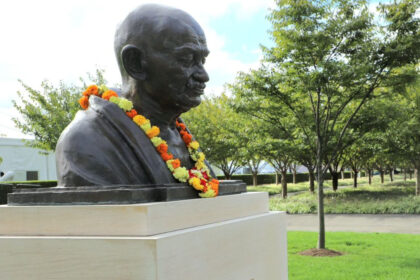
[222, 170, 231, 180]
[316, 145, 325, 249]
[252, 173, 257, 186]
[367, 168, 372, 185]
[292, 169, 297, 184]
[317, 170, 325, 249]
[341, 170, 344, 179]
[416, 168, 420, 196]
[409, 169, 413, 179]
[275, 173, 280, 185]
[281, 170, 287, 199]
[353, 171, 358, 188]
[309, 170, 315, 193]
[332, 172, 339, 191]
[350, 172, 353, 179]
[404, 169, 407, 181]
[380, 170, 384, 184]
[389, 168, 394, 182]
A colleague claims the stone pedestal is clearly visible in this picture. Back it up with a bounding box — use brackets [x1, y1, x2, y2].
[0, 192, 288, 280]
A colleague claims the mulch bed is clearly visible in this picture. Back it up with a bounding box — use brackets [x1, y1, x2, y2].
[299, 248, 343, 257]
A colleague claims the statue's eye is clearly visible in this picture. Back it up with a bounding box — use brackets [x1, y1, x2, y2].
[179, 54, 194, 65]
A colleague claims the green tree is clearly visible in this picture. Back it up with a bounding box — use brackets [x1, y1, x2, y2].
[231, 0, 419, 250]
[13, 69, 107, 151]
[384, 75, 420, 195]
[240, 117, 270, 186]
[182, 94, 246, 179]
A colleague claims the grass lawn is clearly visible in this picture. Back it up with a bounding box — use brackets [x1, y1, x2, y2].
[288, 231, 420, 280]
[247, 181, 310, 195]
[269, 180, 420, 214]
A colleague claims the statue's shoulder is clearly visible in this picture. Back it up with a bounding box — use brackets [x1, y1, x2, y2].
[57, 97, 118, 153]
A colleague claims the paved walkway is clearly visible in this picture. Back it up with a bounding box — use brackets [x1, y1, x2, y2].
[286, 214, 420, 234]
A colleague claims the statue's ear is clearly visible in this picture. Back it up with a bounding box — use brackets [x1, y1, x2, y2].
[121, 45, 146, 80]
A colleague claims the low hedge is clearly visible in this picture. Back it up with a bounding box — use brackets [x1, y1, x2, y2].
[0, 180, 58, 188]
[218, 172, 352, 186]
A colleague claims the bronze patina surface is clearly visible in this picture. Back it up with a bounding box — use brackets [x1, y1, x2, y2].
[8, 4, 246, 205]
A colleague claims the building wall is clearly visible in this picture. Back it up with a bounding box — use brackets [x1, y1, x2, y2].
[0, 138, 56, 181]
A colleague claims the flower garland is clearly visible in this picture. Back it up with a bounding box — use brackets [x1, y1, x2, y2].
[79, 85, 219, 198]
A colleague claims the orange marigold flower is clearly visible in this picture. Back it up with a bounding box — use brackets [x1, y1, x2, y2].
[177, 122, 186, 130]
[79, 96, 89, 110]
[126, 109, 138, 119]
[182, 133, 192, 145]
[171, 159, 181, 169]
[210, 179, 219, 196]
[83, 85, 99, 96]
[147, 126, 160, 138]
[102, 90, 118, 100]
[161, 152, 174, 161]
[211, 179, 219, 184]
[156, 143, 168, 154]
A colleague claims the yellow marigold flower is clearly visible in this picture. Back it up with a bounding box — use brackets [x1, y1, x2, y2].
[199, 189, 216, 198]
[109, 96, 120, 105]
[190, 150, 199, 161]
[118, 98, 133, 112]
[189, 177, 203, 191]
[173, 167, 189, 182]
[195, 160, 206, 170]
[140, 122, 151, 132]
[166, 160, 175, 172]
[146, 126, 160, 138]
[151, 137, 165, 147]
[98, 85, 109, 95]
[198, 152, 205, 161]
[133, 115, 148, 126]
[189, 141, 199, 150]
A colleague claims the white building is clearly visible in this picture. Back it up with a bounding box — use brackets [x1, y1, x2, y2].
[0, 138, 56, 182]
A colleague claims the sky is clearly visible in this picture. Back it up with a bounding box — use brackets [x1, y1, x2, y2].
[0, 0, 275, 138]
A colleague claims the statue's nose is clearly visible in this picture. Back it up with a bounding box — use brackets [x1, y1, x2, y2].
[193, 66, 209, 83]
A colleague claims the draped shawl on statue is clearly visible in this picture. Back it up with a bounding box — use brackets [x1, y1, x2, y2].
[56, 96, 178, 186]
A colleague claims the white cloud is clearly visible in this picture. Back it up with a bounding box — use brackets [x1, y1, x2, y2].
[0, 108, 29, 139]
[0, 0, 270, 137]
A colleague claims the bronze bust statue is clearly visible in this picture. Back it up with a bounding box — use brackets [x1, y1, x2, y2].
[7, 4, 246, 205]
[56, 4, 215, 186]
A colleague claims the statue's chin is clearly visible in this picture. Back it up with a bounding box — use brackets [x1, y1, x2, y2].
[175, 94, 202, 113]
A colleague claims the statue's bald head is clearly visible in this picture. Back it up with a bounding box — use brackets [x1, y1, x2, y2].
[114, 4, 206, 83]
[114, 4, 209, 113]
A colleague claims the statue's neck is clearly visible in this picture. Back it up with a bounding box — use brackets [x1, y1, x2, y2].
[122, 86, 180, 130]
[138, 97, 180, 129]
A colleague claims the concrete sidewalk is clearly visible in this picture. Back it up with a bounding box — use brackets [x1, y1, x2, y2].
[286, 214, 420, 234]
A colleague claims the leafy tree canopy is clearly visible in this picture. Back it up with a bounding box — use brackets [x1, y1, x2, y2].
[13, 69, 107, 151]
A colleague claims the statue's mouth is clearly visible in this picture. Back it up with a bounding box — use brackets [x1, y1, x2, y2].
[186, 80, 206, 97]
[189, 88, 204, 96]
